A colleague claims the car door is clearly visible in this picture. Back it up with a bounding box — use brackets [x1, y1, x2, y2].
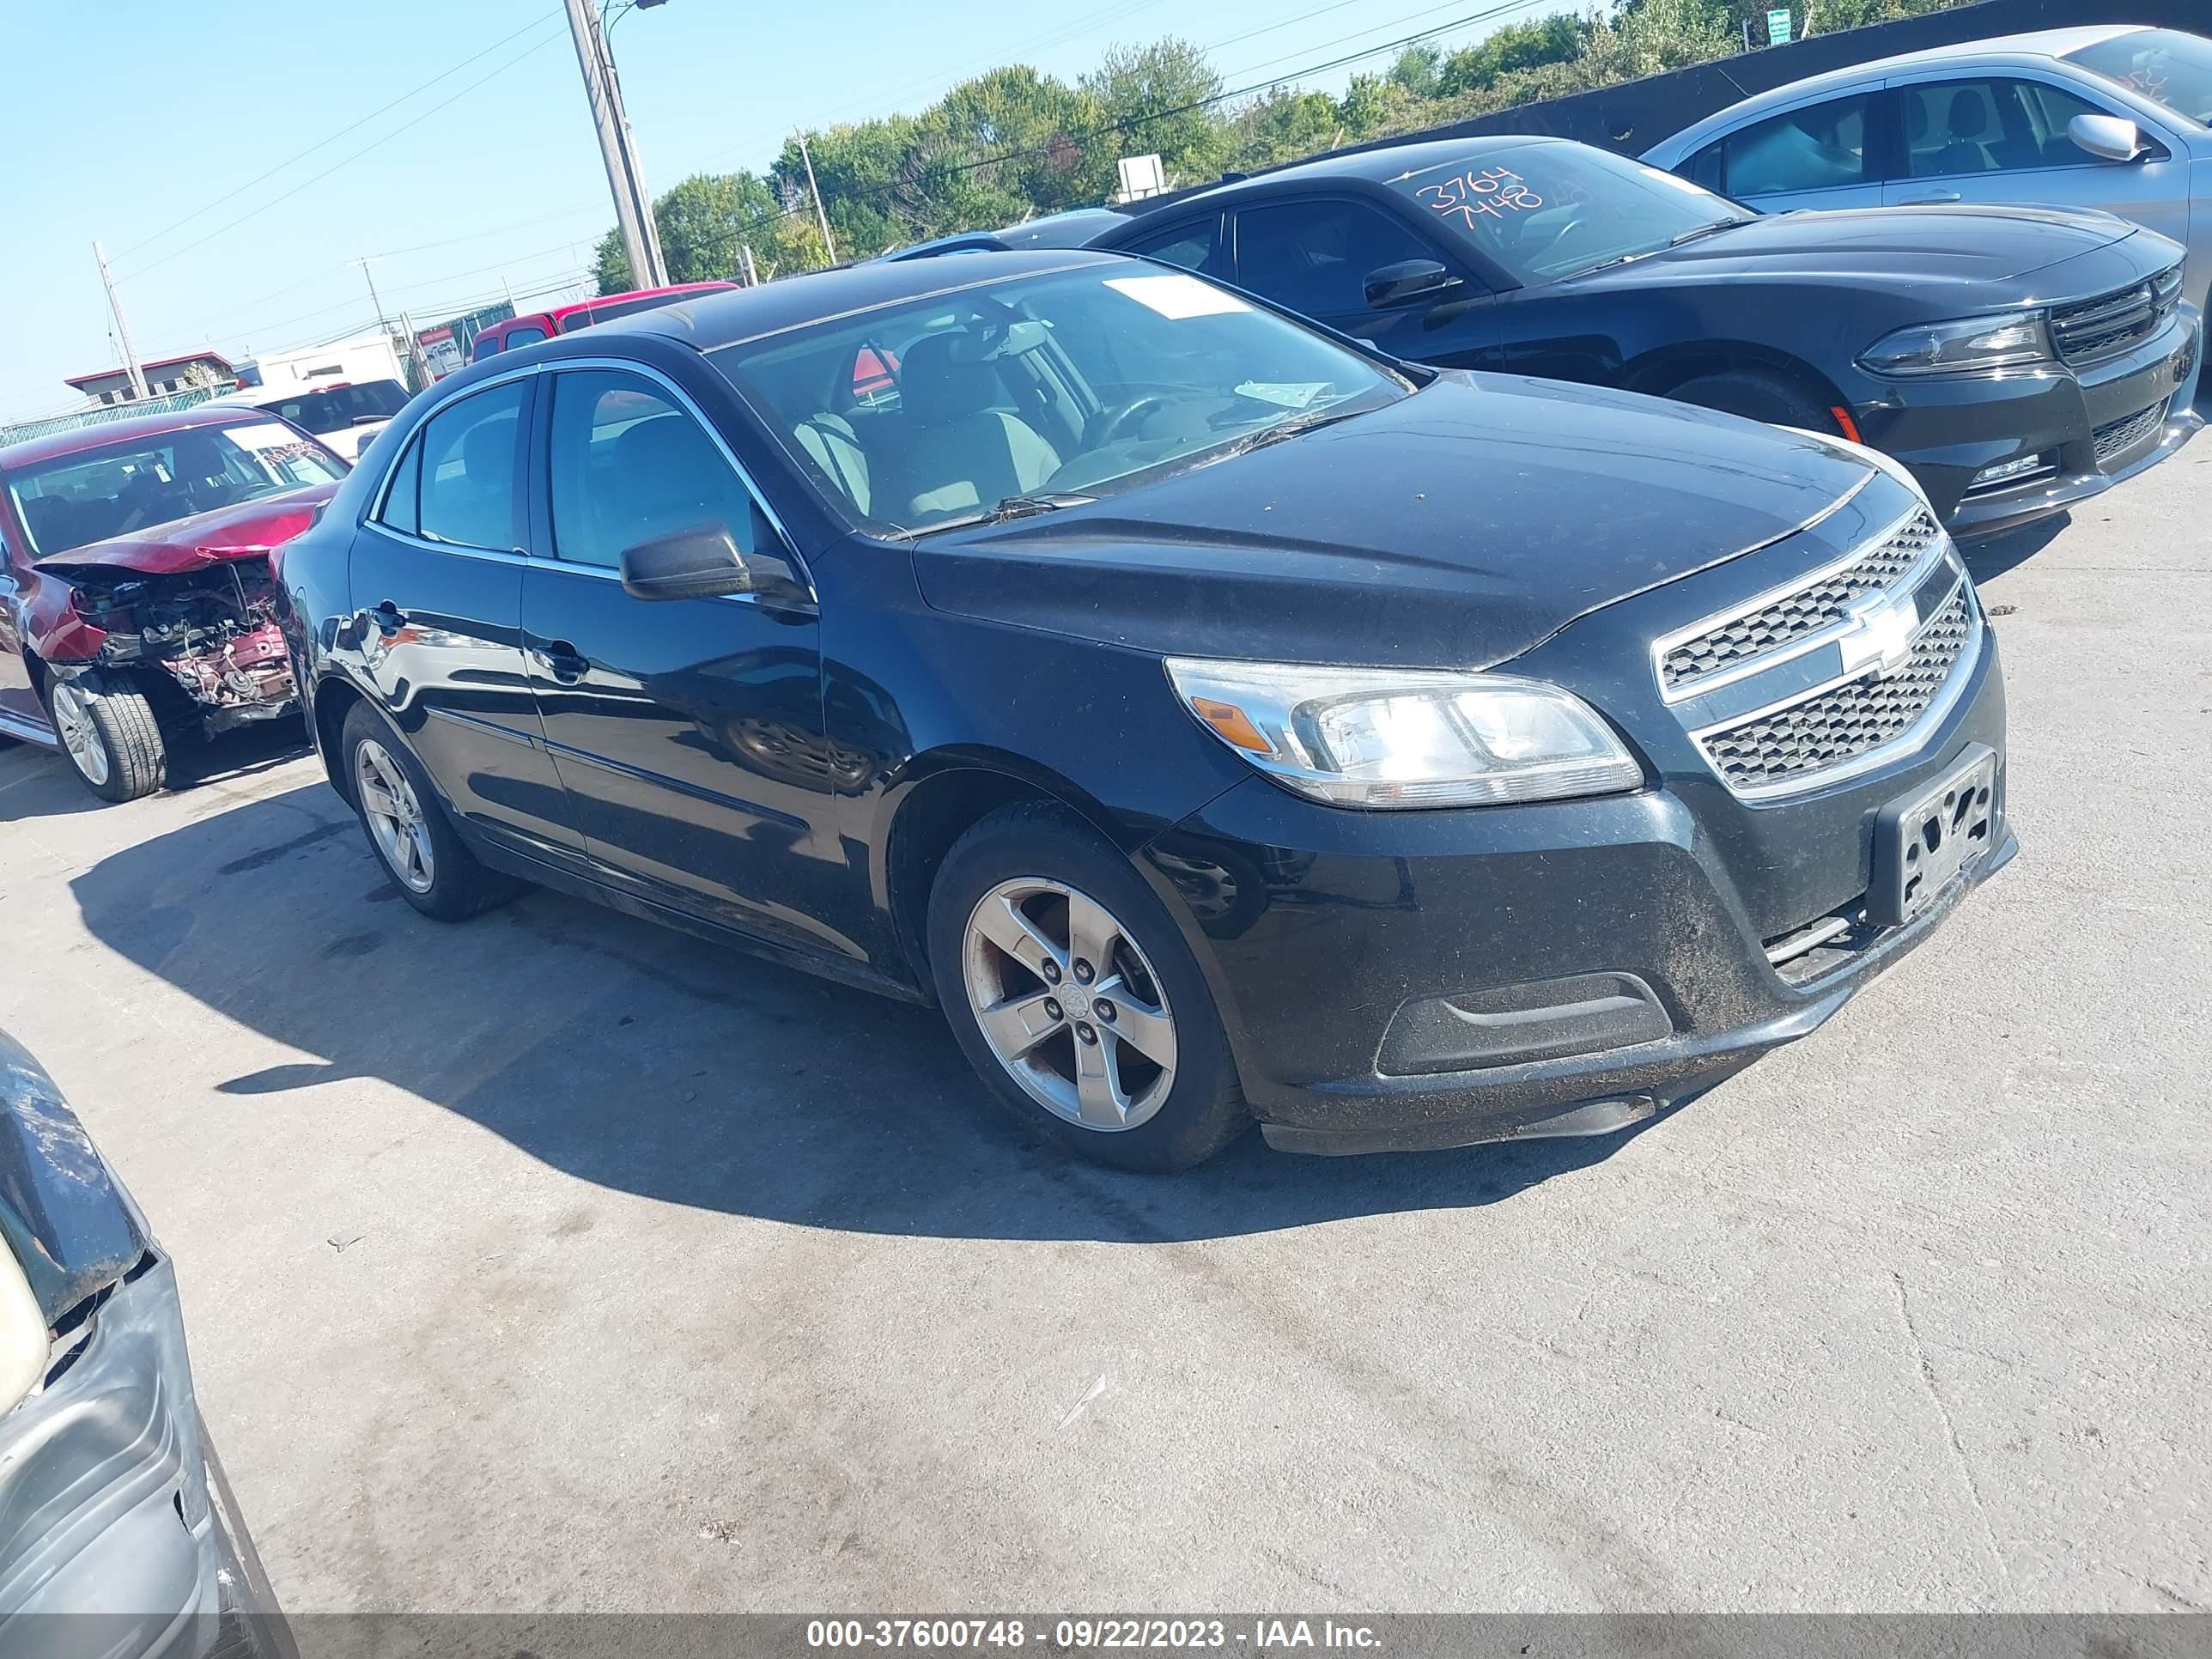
[1687, 88, 1888, 213]
[1882, 71, 2191, 252]
[520, 362, 841, 953]
[0, 514, 42, 734]
[353, 374, 582, 855]
[1227, 194, 1499, 364]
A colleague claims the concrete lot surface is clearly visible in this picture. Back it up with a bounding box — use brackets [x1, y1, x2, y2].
[0, 457, 2205, 1613]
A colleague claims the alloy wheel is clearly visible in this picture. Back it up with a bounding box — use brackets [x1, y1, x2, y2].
[48, 682, 110, 788]
[355, 738, 435, 894]
[961, 877, 1179, 1132]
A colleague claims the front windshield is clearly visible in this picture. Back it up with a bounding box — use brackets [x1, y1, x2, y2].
[1389, 143, 1753, 284]
[2066, 28, 2212, 126]
[712, 264, 1406, 535]
[257, 380, 409, 435]
[3, 420, 346, 557]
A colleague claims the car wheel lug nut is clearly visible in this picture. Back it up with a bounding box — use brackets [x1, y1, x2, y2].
[1073, 959, 1093, 983]
[1043, 998, 1063, 1020]
[1095, 999, 1115, 1022]
[1042, 959, 1061, 983]
[1075, 1022, 1097, 1045]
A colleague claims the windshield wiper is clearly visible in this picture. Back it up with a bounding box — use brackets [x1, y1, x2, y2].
[1668, 218, 1749, 247]
[899, 492, 1094, 537]
[1218, 404, 1367, 459]
[1568, 220, 1749, 279]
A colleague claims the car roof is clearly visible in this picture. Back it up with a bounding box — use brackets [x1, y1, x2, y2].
[1116, 135, 1575, 216]
[887, 209, 1138, 261]
[1645, 25, 2155, 155]
[595, 248, 1143, 351]
[514, 281, 740, 327]
[0, 402, 276, 471]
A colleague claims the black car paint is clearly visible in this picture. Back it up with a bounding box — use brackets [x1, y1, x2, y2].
[1085, 137, 2203, 536]
[0, 1030, 145, 1323]
[280, 251, 2014, 1155]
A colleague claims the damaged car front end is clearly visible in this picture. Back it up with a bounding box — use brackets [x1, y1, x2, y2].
[1, 407, 345, 802]
[0, 1030, 292, 1659]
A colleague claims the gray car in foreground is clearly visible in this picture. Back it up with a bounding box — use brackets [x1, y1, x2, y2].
[1642, 27, 2212, 313]
[0, 1032, 289, 1659]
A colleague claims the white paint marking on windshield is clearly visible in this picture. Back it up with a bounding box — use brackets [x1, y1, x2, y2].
[1103, 274, 1251, 319]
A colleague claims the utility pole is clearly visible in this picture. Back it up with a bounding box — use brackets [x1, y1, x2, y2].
[350, 254, 394, 341]
[739, 245, 758, 288]
[795, 131, 838, 266]
[92, 241, 150, 402]
[565, 0, 667, 289]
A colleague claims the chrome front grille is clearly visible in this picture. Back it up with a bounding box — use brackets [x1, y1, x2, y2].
[1698, 586, 1973, 792]
[2092, 398, 2167, 465]
[1660, 508, 1943, 695]
[2050, 264, 2184, 366]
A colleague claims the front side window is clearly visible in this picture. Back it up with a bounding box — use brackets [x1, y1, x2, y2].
[2, 420, 347, 558]
[1392, 143, 1755, 283]
[2065, 28, 2212, 125]
[1717, 94, 1873, 197]
[416, 380, 526, 550]
[1234, 199, 1449, 319]
[1120, 218, 1222, 277]
[547, 370, 763, 568]
[1903, 77, 2128, 177]
[713, 265, 1405, 535]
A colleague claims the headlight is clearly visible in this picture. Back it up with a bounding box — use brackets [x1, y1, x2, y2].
[1165, 659, 1641, 809]
[1859, 311, 2052, 376]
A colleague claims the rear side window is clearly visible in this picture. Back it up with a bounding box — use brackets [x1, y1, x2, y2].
[1720, 94, 1874, 195]
[1120, 217, 1223, 277]
[1234, 199, 1447, 319]
[546, 369, 763, 568]
[375, 437, 422, 537]
[416, 380, 526, 550]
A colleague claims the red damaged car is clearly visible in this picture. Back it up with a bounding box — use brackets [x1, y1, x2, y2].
[0, 405, 347, 801]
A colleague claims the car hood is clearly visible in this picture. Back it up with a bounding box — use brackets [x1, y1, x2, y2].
[33, 483, 338, 578]
[912, 373, 1876, 669]
[0, 1030, 146, 1323]
[1564, 204, 2139, 297]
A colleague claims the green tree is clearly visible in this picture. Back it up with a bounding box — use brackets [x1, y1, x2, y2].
[1230, 87, 1342, 170]
[1079, 39, 1229, 191]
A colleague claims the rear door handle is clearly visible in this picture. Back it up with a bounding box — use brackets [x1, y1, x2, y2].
[532, 640, 589, 684]
[1899, 189, 1960, 204]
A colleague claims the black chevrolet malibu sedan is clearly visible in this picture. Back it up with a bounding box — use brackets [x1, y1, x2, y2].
[277, 251, 2014, 1170]
[1085, 137, 2203, 539]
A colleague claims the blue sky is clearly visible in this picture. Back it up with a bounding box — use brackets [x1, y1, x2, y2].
[2, 0, 1542, 420]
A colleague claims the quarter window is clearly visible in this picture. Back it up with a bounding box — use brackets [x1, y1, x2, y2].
[1120, 218, 1222, 277]
[1901, 77, 2122, 178]
[375, 436, 422, 537]
[1234, 200, 1449, 319]
[1719, 94, 1873, 196]
[547, 369, 764, 569]
[416, 380, 526, 550]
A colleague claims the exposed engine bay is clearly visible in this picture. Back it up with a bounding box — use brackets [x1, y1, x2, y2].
[65, 557, 295, 726]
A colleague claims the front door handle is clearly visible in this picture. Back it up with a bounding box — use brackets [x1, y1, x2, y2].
[1899, 189, 1960, 204]
[532, 640, 589, 684]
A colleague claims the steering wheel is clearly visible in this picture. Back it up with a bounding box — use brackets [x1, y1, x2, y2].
[1093, 393, 1173, 447]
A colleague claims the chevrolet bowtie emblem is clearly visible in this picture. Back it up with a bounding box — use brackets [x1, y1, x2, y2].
[1837, 591, 1920, 680]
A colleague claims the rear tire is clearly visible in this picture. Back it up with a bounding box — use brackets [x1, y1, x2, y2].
[1667, 368, 1834, 434]
[340, 701, 520, 922]
[928, 800, 1251, 1172]
[43, 671, 167, 803]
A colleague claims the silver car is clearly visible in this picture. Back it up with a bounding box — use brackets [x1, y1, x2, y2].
[1642, 27, 2212, 313]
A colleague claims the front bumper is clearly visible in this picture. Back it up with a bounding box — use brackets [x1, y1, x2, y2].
[1143, 624, 2013, 1157]
[1856, 305, 2202, 539]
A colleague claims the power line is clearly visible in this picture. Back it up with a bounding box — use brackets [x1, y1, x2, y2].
[118, 21, 569, 283]
[112, 8, 566, 265]
[1219, 0, 1544, 83]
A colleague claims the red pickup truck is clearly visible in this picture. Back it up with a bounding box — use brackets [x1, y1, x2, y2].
[468, 281, 739, 362]
[0, 405, 346, 802]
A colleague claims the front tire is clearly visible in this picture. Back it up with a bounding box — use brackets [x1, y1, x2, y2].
[1667, 368, 1834, 434]
[340, 701, 520, 921]
[928, 801, 1251, 1172]
[43, 672, 166, 803]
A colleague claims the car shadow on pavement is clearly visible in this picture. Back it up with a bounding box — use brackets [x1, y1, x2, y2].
[1960, 513, 2069, 586]
[0, 723, 311, 823]
[69, 781, 1672, 1243]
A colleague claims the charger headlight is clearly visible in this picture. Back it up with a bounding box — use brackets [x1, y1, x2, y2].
[1166, 659, 1641, 809]
[1859, 311, 2053, 377]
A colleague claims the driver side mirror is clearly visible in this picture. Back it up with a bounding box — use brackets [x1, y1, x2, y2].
[2069, 112, 2146, 163]
[619, 520, 809, 605]
[1364, 259, 1465, 310]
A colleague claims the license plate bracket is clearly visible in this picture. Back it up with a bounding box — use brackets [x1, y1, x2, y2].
[1869, 744, 1998, 928]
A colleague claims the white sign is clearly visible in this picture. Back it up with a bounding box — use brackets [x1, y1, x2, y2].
[1115, 154, 1167, 203]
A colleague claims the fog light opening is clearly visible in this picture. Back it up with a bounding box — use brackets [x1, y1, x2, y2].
[1968, 453, 2054, 493]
